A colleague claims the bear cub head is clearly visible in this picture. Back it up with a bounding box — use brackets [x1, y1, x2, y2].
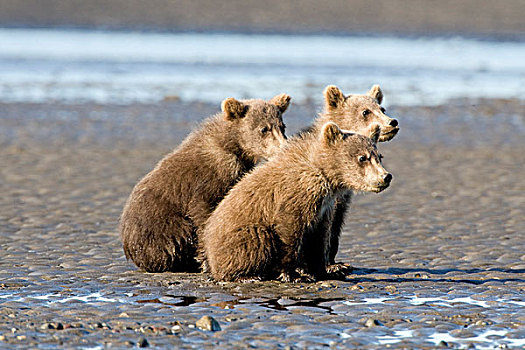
[323, 85, 399, 142]
[318, 122, 392, 193]
[221, 94, 290, 162]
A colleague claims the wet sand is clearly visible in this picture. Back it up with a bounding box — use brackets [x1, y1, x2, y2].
[1, 99, 524, 348]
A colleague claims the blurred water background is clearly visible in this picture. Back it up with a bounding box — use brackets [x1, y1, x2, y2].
[0, 28, 524, 106]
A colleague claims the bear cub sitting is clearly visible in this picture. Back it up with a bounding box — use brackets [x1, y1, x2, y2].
[297, 85, 399, 276]
[201, 122, 392, 282]
[120, 94, 291, 273]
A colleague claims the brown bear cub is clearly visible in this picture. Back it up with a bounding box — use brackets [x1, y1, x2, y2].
[120, 94, 291, 273]
[300, 85, 399, 142]
[201, 122, 392, 282]
[298, 85, 399, 277]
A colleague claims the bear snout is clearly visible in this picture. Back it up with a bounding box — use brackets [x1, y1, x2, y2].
[372, 173, 392, 192]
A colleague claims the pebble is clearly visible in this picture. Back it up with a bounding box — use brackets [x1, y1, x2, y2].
[137, 337, 149, 347]
[364, 318, 381, 327]
[196, 316, 221, 332]
[438, 340, 449, 347]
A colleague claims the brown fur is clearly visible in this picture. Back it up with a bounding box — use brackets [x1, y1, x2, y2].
[300, 84, 399, 141]
[201, 122, 391, 282]
[120, 94, 291, 272]
[297, 85, 400, 276]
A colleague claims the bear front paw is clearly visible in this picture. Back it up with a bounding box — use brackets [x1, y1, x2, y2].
[277, 270, 312, 283]
[326, 263, 353, 280]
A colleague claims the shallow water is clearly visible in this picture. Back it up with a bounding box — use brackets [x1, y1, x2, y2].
[0, 28, 524, 105]
[1, 280, 524, 348]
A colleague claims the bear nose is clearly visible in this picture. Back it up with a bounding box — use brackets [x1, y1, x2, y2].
[389, 119, 398, 127]
[383, 173, 392, 184]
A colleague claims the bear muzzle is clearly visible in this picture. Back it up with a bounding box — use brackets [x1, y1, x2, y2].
[379, 120, 399, 142]
[373, 173, 392, 192]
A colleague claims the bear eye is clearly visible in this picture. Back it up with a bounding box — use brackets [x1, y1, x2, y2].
[260, 126, 269, 134]
[362, 110, 371, 117]
[358, 155, 367, 163]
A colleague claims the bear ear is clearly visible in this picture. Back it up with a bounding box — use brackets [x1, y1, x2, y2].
[221, 98, 246, 121]
[323, 85, 345, 111]
[368, 123, 381, 143]
[270, 93, 291, 113]
[321, 122, 345, 146]
[368, 85, 383, 104]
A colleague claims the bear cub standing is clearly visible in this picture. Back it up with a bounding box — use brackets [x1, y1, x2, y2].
[120, 94, 291, 273]
[201, 122, 392, 282]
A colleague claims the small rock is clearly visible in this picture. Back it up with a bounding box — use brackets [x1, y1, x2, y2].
[320, 282, 335, 288]
[385, 285, 397, 293]
[55, 322, 64, 330]
[196, 316, 221, 331]
[438, 340, 449, 347]
[365, 318, 381, 327]
[137, 337, 149, 348]
[41, 323, 54, 330]
[94, 322, 110, 330]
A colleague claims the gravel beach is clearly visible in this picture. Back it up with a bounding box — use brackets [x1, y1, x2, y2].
[1, 98, 524, 348]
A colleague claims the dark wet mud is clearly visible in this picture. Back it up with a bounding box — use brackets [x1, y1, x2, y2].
[1, 99, 524, 348]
